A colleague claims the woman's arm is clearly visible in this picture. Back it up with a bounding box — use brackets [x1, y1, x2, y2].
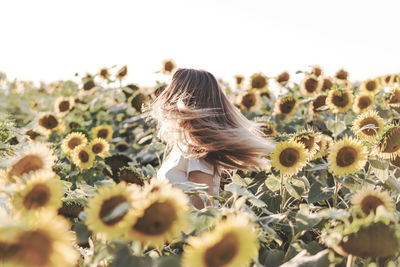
[188, 171, 214, 209]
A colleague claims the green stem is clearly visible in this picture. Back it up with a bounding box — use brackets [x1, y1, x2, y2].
[280, 175, 286, 213]
[333, 177, 340, 208]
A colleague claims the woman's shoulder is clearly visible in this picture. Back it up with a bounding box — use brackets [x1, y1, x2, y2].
[173, 144, 215, 176]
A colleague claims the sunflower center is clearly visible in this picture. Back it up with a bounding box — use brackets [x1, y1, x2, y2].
[235, 76, 243, 85]
[312, 95, 327, 113]
[97, 129, 109, 139]
[58, 101, 70, 112]
[39, 115, 58, 130]
[360, 118, 379, 136]
[23, 184, 51, 210]
[296, 136, 315, 151]
[204, 233, 239, 267]
[279, 99, 296, 114]
[360, 195, 384, 215]
[313, 67, 322, 77]
[305, 78, 318, 93]
[116, 143, 129, 152]
[366, 81, 377, 91]
[92, 143, 104, 154]
[358, 96, 372, 109]
[385, 75, 392, 83]
[68, 137, 82, 150]
[279, 148, 300, 167]
[252, 76, 266, 89]
[133, 201, 177, 235]
[26, 130, 41, 140]
[322, 79, 333, 91]
[336, 146, 357, 167]
[381, 128, 400, 153]
[332, 93, 349, 107]
[16, 230, 52, 266]
[242, 94, 256, 108]
[164, 61, 174, 72]
[9, 155, 44, 177]
[336, 70, 347, 80]
[277, 72, 289, 83]
[99, 195, 128, 225]
[261, 125, 274, 136]
[78, 150, 90, 163]
[388, 91, 400, 104]
[118, 169, 144, 186]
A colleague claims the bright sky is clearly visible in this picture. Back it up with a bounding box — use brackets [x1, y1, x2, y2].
[1, 0, 400, 87]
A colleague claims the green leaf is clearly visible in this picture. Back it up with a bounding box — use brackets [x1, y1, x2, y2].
[307, 182, 333, 204]
[156, 256, 181, 267]
[295, 208, 322, 232]
[306, 164, 328, 172]
[327, 120, 346, 137]
[285, 179, 303, 200]
[265, 175, 280, 192]
[231, 173, 248, 186]
[369, 158, 389, 182]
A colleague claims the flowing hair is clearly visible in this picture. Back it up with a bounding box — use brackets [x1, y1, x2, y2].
[146, 68, 275, 173]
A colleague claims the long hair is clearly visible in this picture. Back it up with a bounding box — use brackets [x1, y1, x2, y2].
[146, 68, 275, 172]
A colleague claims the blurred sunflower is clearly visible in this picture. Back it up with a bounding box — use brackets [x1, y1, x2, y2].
[249, 73, 268, 90]
[123, 182, 189, 247]
[352, 93, 374, 113]
[274, 96, 297, 117]
[98, 67, 110, 80]
[275, 71, 290, 85]
[86, 183, 137, 240]
[0, 212, 78, 267]
[259, 121, 276, 138]
[335, 68, 348, 81]
[320, 76, 333, 92]
[162, 59, 177, 75]
[12, 170, 62, 214]
[182, 214, 259, 267]
[36, 113, 65, 136]
[381, 74, 396, 87]
[25, 129, 42, 141]
[89, 138, 109, 158]
[327, 136, 368, 176]
[300, 75, 320, 96]
[390, 155, 400, 168]
[374, 125, 400, 159]
[311, 65, 323, 77]
[290, 130, 321, 160]
[311, 94, 328, 115]
[385, 87, 400, 107]
[238, 91, 259, 111]
[351, 186, 395, 216]
[116, 65, 128, 80]
[270, 141, 308, 177]
[129, 92, 147, 113]
[359, 78, 381, 95]
[54, 96, 75, 117]
[7, 142, 57, 181]
[115, 141, 129, 152]
[92, 124, 113, 141]
[351, 110, 385, 142]
[326, 89, 353, 113]
[117, 166, 145, 186]
[234, 75, 245, 88]
[312, 133, 331, 160]
[71, 146, 95, 170]
[61, 132, 88, 155]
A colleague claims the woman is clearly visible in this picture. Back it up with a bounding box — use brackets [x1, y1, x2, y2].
[148, 68, 275, 209]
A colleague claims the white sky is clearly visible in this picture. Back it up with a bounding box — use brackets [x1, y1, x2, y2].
[1, 0, 400, 87]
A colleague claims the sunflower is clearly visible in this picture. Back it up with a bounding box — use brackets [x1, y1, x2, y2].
[385, 87, 400, 107]
[276, 71, 290, 85]
[98, 67, 110, 80]
[116, 166, 145, 186]
[327, 136, 368, 176]
[300, 75, 321, 95]
[374, 125, 400, 159]
[312, 133, 330, 160]
[162, 59, 177, 75]
[85, 183, 137, 240]
[391, 155, 400, 168]
[0, 212, 79, 267]
[359, 78, 381, 95]
[182, 214, 259, 267]
[274, 96, 297, 117]
[92, 124, 113, 141]
[83, 78, 95, 91]
[311, 65, 323, 77]
[311, 94, 328, 115]
[249, 73, 268, 90]
[37, 113, 64, 136]
[54, 96, 75, 117]
[351, 186, 395, 216]
[238, 91, 258, 110]
[89, 138, 110, 158]
[116, 65, 128, 80]
[381, 74, 396, 87]
[326, 89, 353, 113]
[320, 76, 333, 92]
[352, 93, 374, 113]
[12, 170, 62, 214]
[115, 141, 129, 152]
[234, 75, 245, 88]
[259, 122, 276, 138]
[351, 110, 385, 142]
[290, 130, 321, 160]
[270, 141, 308, 177]
[7, 142, 57, 181]
[61, 132, 88, 155]
[335, 68, 348, 81]
[25, 129, 42, 141]
[129, 92, 147, 112]
[71, 146, 95, 170]
[123, 181, 189, 247]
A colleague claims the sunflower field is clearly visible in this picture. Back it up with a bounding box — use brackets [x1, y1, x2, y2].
[1, 62, 400, 267]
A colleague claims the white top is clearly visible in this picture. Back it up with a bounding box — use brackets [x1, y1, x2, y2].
[157, 145, 220, 196]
